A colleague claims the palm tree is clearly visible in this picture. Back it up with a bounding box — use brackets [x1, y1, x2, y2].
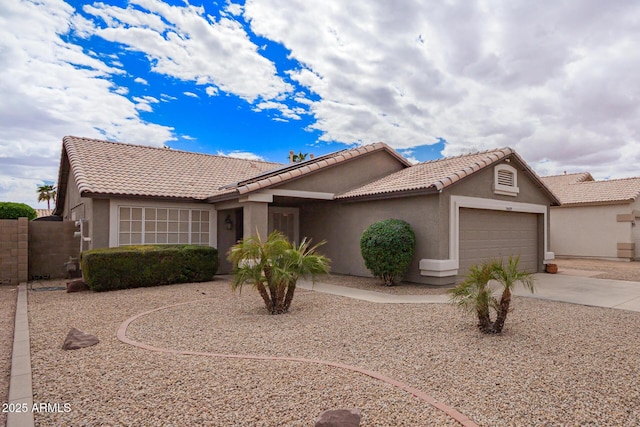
[227, 230, 330, 314]
[449, 256, 535, 334]
[36, 184, 56, 210]
[292, 152, 308, 162]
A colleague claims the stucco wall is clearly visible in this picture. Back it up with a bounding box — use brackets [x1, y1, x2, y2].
[550, 203, 631, 259]
[279, 151, 406, 194]
[300, 195, 441, 284]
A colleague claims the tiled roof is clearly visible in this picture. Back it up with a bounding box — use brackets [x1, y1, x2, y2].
[542, 173, 640, 206]
[35, 209, 53, 218]
[337, 147, 523, 199]
[541, 172, 594, 188]
[215, 142, 411, 198]
[58, 136, 282, 201]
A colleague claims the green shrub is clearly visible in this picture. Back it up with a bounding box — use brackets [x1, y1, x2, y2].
[81, 245, 218, 292]
[0, 202, 37, 220]
[360, 219, 415, 286]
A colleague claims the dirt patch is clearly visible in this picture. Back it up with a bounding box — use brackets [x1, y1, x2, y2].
[0, 286, 18, 427]
[554, 258, 640, 282]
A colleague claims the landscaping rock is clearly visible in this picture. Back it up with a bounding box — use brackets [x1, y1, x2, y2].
[62, 328, 99, 350]
[66, 279, 89, 293]
[315, 408, 362, 427]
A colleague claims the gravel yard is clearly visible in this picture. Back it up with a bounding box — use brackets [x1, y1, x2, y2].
[0, 286, 17, 427]
[26, 276, 640, 427]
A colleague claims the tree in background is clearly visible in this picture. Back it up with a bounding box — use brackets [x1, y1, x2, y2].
[0, 202, 37, 220]
[292, 152, 308, 162]
[36, 184, 56, 209]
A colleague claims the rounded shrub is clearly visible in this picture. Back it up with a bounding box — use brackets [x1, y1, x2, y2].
[360, 219, 415, 286]
[0, 202, 37, 220]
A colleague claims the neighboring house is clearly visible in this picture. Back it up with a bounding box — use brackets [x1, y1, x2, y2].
[54, 136, 558, 284]
[35, 209, 53, 218]
[542, 172, 640, 261]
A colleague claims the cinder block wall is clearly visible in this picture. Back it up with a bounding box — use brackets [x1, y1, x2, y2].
[0, 218, 28, 286]
[29, 221, 80, 280]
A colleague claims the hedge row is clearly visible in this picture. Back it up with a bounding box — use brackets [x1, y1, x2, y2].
[80, 245, 218, 292]
[0, 202, 37, 220]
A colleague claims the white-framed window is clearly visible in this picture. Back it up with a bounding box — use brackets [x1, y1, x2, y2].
[118, 206, 210, 246]
[494, 164, 519, 196]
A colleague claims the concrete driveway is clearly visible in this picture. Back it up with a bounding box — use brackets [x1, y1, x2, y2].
[514, 273, 640, 312]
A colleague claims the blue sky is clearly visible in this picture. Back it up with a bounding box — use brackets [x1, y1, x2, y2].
[2, 0, 640, 208]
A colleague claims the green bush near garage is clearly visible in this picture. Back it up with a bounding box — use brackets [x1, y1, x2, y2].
[360, 219, 416, 286]
[80, 245, 218, 292]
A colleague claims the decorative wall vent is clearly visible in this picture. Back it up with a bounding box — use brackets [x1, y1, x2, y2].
[494, 164, 519, 196]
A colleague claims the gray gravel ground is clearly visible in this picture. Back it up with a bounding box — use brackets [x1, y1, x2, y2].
[27, 277, 640, 426]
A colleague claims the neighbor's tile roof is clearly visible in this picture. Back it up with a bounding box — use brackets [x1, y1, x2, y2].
[214, 142, 411, 198]
[61, 136, 282, 200]
[542, 173, 640, 206]
[337, 147, 521, 199]
[35, 209, 53, 218]
[541, 172, 594, 188]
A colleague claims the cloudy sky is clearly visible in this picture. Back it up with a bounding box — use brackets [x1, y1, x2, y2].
[2, 0, 639, 208]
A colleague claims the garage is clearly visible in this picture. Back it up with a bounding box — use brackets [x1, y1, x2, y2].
[458, 208, 539, 278]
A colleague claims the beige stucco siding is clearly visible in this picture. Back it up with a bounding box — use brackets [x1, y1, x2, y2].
[550, 203, 633, 259]
[300, 195, 441, 284]
[278, 151, 406, 195]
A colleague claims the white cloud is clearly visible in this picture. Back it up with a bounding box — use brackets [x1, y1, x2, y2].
[183, 91, 199, 98]
[205, 86, 218, 96]
[0, 0, 175, 206]
[134, 77, 149, 85]
[85, 0, 293, 103]
[244, 0, 640, 178]
[253, 100, 302, 120]
[217, 150, 265, 161]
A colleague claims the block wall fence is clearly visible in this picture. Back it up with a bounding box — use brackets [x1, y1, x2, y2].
[0, 218, 80, 286]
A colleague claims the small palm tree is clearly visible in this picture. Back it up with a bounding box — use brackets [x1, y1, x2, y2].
[449, 256, 534, 334]
[36, 184, 56, 210]
[227, 230, 330, 314]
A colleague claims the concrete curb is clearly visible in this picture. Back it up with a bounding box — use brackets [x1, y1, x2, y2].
[116, 299, 479, 427]
[7, 283, 34, 427]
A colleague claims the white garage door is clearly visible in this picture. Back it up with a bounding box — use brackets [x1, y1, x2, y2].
[458, 208, 539, 279]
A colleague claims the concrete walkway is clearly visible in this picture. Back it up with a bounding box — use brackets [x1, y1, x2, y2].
[7, 284, 34, 427]
[300, 273, 640, 312]
[297, 279, 449, 303]
[514, 273, 640, 312]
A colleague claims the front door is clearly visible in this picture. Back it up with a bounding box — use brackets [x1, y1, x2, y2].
[268, 207, 299, 244]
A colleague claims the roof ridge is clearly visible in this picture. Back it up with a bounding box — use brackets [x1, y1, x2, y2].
[416, 146, 513, 165]
[574, 176, 640, 184]
[62, 135, 282, 166]
[225, 142, 408, 193]
[543, 171, 592, 178]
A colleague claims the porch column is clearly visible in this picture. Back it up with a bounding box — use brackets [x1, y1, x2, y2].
[242, 201, 269, 239]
